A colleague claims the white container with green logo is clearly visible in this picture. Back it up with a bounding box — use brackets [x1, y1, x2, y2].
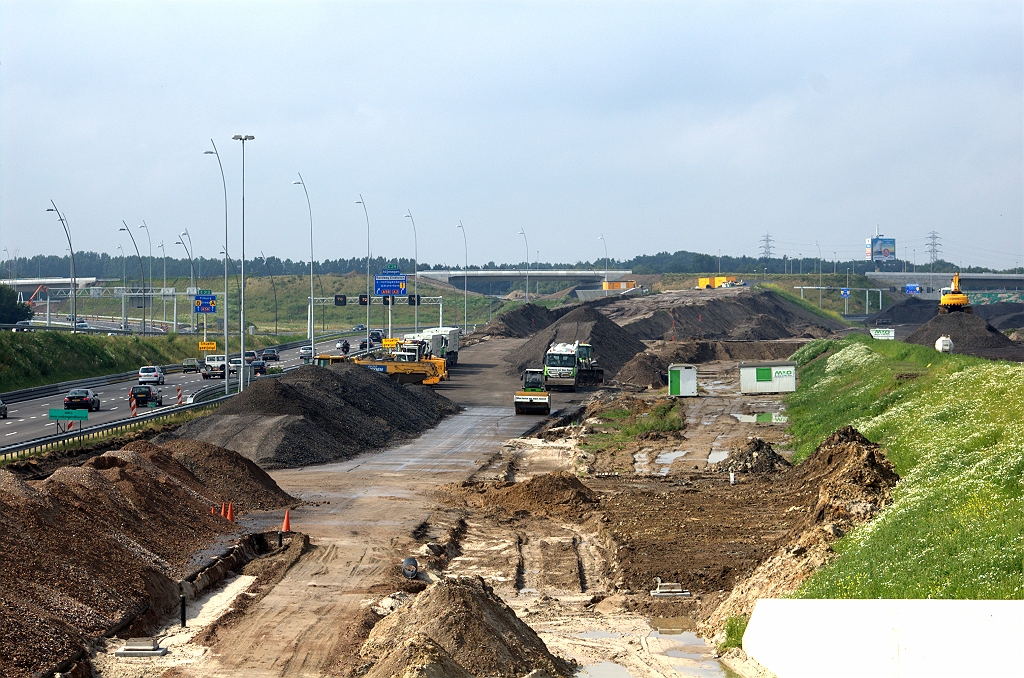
[739, 360, 798, 394]
[667, 363, 698, 397]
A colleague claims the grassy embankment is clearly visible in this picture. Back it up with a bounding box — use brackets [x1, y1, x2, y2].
[0, 331, 280, 392]
[785, 335, 1024, 599]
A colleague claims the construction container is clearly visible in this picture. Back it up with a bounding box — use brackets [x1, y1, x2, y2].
[602, 280, 637, 290]
[739, 361, 798, 394]
[667, 363, 698, 397]
[698, 276, 738, 289]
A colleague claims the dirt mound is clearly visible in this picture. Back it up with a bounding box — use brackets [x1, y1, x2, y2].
[866, 297, 939, 325]
[714, 438, 792, 474]
[160, 439, 295, 511]
[601, 288, 844, 341]
[904, 313, 1013, 349]
[974, 302, 1024, 330]
[0, 440, 265, 677]
[473, 303, 560, 339]
[505, 305, 647, 376]
[361, 576, 572, 677]
[613, 340, 803, 388]
[160, 364, 460, 468]
[364, 633, 473, 678]
[443, 472, 597, 521]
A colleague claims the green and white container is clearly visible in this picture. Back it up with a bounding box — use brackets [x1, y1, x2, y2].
[667, 363, 698, 397]
[739, 361, 797, 394]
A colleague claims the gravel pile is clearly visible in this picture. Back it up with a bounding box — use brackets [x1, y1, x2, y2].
[163, 364, 460, 468]
[713, 438, 792, 474]
[0, 437, 293, 678]
[361, 576, 572, 677]
[505, 305, 647, 377]
[866, 297, 939, 325]
[473, 303, 560, 338]
[904, 313, 1013, 349]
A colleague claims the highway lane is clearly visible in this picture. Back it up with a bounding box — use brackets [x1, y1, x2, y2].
[1, 346, 309, 447]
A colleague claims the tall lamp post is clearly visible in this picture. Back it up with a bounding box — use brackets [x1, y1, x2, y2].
[46, 202, 76, 327]
[176, 236, 195, 334]
[204, 139, 230, 395]
[456, 221, 468, 334]
[158, 240, 167, 322]
[598, 233, 609, 295]
[232, 134, 254, 390]
[120, 221, 146, 333]
[814, 241, 823, 309]
[181, 228, 196, 331]
[260, 251, 279, 335]
[139, 221, 152, 334]
[518, 228, 529, 303]
[405, 210, 419, 332]
[117, 244, 126, 327]
[293, 174, 315, 356]
[356, 195, 371, 348]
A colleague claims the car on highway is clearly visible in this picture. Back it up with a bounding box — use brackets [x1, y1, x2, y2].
[352, 323, 366, 331]
[64, 389, 100, 411]
[202, 362, 226, 379]
[244, 350, 257, 364]
[74, 320, 90, 331]
[261, 348, 280, 361]
[138, 365, 165, 385]
[229, 357, 243, 373]
[0, 397, 7, 419]
[359, 338, 372, 350]
[370, 329, 385, 342]
[299, 345, 314, 360]
[182, 358, 201, 373]
[130, 384, 162, 407]
[12, 320, 33, 332]
[251, 359, 267, 376]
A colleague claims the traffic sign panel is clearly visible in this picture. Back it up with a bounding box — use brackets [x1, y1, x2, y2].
[49, 409, 88, 421]
[194, 294, 217, 314]
[198, 289, 212, 295]
[840, 288, 850, 298]
[382, 338, 400, 349]
[374, 274, 407, 296]
[199, 341, 217, 351]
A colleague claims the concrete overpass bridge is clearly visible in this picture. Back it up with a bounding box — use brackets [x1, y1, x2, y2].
[416, 269, 633, 286]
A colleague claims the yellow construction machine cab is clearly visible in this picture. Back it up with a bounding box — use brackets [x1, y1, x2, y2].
[938, 272, 972, 314]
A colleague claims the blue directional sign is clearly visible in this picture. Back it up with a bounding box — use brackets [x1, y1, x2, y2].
[840, 288, 850, 298]
[194, 294, 217, 314]
[905, 284, 922, 295]
[374, 274, 407, 296]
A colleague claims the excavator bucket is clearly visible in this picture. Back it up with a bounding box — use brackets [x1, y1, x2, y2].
[577, 367, 605, 387]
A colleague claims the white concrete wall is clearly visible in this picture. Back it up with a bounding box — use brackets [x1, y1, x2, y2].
[744, 599, 1024, 678]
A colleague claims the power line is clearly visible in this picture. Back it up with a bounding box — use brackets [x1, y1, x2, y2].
[760, 232, 774, 259]
[925, 231, 941, 272]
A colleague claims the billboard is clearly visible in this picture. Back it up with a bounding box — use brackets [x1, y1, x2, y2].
[865, 237, 896, 262]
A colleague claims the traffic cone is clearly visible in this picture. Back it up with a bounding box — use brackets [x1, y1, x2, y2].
[282, 509, 291, 533]
[220, 502, 226, 517]
[226, 502, 234, 522]
[211, 506, 216, 515]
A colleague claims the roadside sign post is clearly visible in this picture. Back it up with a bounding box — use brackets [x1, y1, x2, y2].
[374, 269, 408, 339]
[841, 288, 850, 315]
[49, 408, 88, 437]
[869, 328, 895, 341]
[194, 294, 217, 343]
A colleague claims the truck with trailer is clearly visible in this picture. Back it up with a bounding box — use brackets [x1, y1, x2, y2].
[542, 341, 604, 391]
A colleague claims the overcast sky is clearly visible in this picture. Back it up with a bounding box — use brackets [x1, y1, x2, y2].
[1, 1, 1021, 269]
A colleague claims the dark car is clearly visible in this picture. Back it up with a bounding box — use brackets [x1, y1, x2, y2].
[251, 359, 267, 376]
[261, 348, 280, 361]
[0, 397, 7, 419]
[64, 389, 100, 411]
[370, 329, 385, 342]
[130, 385, 162, 407]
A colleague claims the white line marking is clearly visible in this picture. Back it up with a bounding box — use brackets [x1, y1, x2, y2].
[5, 432, 16, 436]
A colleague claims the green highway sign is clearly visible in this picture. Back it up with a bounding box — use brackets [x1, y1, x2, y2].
[198, 289, 213, 295]
[49, 409, 88, 421]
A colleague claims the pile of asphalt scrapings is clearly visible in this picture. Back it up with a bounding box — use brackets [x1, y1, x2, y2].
[158, 439, 295, 511]
[974, 302, 1024, 330]
[714, 438, 792, 474]
[162, 364, 460, 469]
[904, 312, 1013, 349]
[866, 297, 939, 325]
[505, 304, 647, 377]
[790, 426, 899, 528]
[361, 576, 573, 677]
[614, 340, 802, 388]
[473, 302, 560, 338]
[0, 442, 257, 678]
[604, 288, 845, 341]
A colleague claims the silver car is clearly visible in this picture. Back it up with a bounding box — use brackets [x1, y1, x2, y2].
[299, 345, 314, 360]
[138, 365, 165, 385]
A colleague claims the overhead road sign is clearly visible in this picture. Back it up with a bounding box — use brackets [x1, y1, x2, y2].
[194, 295, 217, 314]
[374, 274, 407, 296]
[199, 341, 217, 351]
[905, 284, 922, 295]
[841, 288, 850, 298]
[408, 295, 420, 306]
[334, 294, 347, 306]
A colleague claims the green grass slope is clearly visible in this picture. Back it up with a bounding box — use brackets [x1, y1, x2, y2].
[786, 336, 1024, 599]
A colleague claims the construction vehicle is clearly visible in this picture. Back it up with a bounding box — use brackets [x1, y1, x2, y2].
[542, 341, 604, 391]
[403, 327, 460, 367]
[514, 369, 551, 415]
[938, 273, 972, 314]
[315, 340, 446, 385]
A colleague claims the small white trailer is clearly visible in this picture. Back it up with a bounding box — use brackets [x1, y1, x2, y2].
[667, 363, 698, 397]
[739, 361, 798, 394]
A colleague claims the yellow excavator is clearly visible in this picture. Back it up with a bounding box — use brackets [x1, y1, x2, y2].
[938, 273, 972, 314]
[314, 340, 447, 385]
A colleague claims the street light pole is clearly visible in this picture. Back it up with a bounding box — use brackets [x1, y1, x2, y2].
[293, 174, 315, 357]
[405, 210, 419, 332]
[120, 221, 146, 333]
[47, 202, 76, 327]
[356, 195, 371, 348]
[139, 221, 152, 334]
[158, 240, 167, 323]
[232, 134, 254, 391]
[117, 244, 126, 327]
[814, 241, 823, 309]
[456, 221, 468, 334]
[181, 227, 196, 332]
[261, 251, 279, 335]
[518, 229, 529, 303]
[833, 252, 837, 274]
[204, 140, 230, 395]
[598, 234, 609, 295]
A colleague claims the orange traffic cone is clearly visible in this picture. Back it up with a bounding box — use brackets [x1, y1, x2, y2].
[211, 506, 216, 515]
[282, 509, 291, 533]
[226, 502, 234, 523]
[220, 502, 226, 517]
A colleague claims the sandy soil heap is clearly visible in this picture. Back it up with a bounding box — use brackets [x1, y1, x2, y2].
[160, 363, 460, 468]
[505, 305, 647, 377]
[614, 339, 803, 388]
[713, 438, 792, 474]
[0, 441, 292, 678]
[904, 312, 1013, 349]
[361, 576, 573, 677]
[443, 471, 597, 521]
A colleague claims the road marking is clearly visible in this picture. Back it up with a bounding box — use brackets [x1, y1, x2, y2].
[111, 406, 118, 410]
[30, 416, 37, 419]
[5, 431, 16, 436]
[4, 422, 12, 425]
[45, 422, 55, 427]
